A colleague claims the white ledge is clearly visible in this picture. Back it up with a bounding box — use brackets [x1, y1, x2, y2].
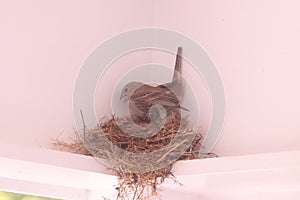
[0, 142, 299, 200]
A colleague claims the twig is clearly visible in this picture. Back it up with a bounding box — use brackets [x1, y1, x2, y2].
[80, 109, 87, 141]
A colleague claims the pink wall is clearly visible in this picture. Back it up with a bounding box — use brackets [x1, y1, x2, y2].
[0, 0, 154, 147]
[153, 0, 300, 155]
[1, 0, 300, 156]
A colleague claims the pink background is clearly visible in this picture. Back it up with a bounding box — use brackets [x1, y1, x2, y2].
[1, 0, 300, 156]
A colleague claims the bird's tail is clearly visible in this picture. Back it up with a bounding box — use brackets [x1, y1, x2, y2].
[172, 46, 182, 83]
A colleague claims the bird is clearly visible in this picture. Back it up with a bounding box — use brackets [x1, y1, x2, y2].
[120, 47, 186, 124]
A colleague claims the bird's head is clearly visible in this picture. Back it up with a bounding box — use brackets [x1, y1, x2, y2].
[120, 81, 143, 103]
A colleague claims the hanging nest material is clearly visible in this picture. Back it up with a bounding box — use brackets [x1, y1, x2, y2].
[53, 112, 216, 200]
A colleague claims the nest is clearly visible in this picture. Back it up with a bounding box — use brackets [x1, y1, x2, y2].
[54, 112, 216, 200]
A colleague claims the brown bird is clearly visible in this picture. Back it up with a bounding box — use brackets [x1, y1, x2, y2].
[120, 47, 186, 124]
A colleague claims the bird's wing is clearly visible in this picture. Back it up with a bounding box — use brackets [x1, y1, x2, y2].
[130, 85, 156, 111]
[131, 85, 180, 109]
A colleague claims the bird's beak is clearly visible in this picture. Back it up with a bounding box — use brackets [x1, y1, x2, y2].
[120, 94, 129, 103]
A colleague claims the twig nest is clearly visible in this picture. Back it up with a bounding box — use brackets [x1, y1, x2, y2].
[82, 112, 199, 173]
[53, 112, 209, 200]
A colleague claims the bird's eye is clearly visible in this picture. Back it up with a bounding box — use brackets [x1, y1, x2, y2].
[124, 88, 128, 92]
